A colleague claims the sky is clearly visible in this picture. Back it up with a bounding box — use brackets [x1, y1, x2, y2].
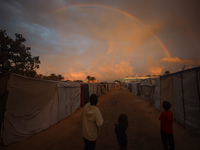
[0, 0, 199, 82]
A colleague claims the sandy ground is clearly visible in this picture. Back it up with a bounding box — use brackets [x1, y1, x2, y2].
[2, 86, 200, 150]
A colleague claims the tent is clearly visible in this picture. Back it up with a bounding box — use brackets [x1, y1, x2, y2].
[96, 84, 102, 97]
[2, 74, 81, 145]
[108, 83, 115, 91]
[100, 83, 108, 94]
[154, 78, 160, 111]
[160, 76, 174, 112]
[131, 82, 140, 95]
[139, 78, 156, 104]
[160, 67, 200, 134]
[88, 83, 98, 96]
[57, 81, 80, 121]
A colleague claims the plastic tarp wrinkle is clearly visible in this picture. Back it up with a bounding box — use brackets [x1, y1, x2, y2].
[154, 78, 160, 111]
[6, 74, 57, 116]
[173, 74, 184, 125]
[3, 89, 58, 145]
[183, 70, 200, 134]
[160, 76, 174, 112]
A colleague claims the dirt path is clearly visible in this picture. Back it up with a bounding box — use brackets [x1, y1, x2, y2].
[2, 86, 200, 150]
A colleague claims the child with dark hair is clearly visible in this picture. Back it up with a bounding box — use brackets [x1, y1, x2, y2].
[115, 114, 128, 150]
[159, 101, 175, 150]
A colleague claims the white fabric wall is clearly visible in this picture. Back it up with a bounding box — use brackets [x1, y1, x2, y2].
[3, 91, 58, 145]
[88, 83, 97, 96]
[96, 85, 102, 97]
[173, 74, 185, 125]
[101, 84, 107, 94]
[162, 68, 200, 134]
[2, 75, 82, 145]
[183, 70, 200, 134]
[57, 82, 80, 121]
[140, 78, 151, 86]
[2, 74, 58, 145]
[154, 78, 160, 111]
[131, 82, 140, 95]
[160, 76, 174, 112]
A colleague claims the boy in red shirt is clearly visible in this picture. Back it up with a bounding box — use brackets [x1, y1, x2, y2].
[159, 101, 175, 150]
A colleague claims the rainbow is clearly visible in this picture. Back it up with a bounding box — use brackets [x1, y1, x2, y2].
[53, 4, 171, 58]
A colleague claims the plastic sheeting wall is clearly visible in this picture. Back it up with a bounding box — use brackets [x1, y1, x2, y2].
[57, 82, 80, 122]
[160, 67, 200, 134]
[154, 78, 160, 111]
[173, 74, 185, 125]
[100, 84, 107, 94]
[131, 82, 140, 95]
[88, 83, 97, 96]
[108, 83, 115, 91]
[160, 76, 174, 112]
[2, 75, 81, 145]
[96, 85, 102, 97]
[183, 70, 200, 134]
[2, 74, 58, 145]
[140, 85, 155, 104]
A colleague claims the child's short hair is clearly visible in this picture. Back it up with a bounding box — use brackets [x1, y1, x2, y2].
[162, 101, 171, 110]
[89, 94, 98, 105]
[118, 114, 128, 131]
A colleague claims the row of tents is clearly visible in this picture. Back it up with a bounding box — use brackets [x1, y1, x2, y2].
[126, 66, 200, 135]
[0, 74, 119, 145]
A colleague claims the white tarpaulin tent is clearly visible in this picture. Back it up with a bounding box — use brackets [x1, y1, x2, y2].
[140, 78, 155, 104]
[154, 78, 160, 111]
[131, 82, 140, 95]
[172, 68, 200, 134]
[160, 76, 174, 112]
[96, 84, 102, 97]
[88, 83, 98, 96]
[57, 81, 80, 121]
[108, 83, 115, 91]
[2, 74, 81, 145]
[160, 66, 200, 134]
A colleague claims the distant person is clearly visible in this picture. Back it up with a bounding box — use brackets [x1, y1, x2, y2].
[82, 94, 103, 150]
[159, 101, 175, 150]
[115, 114, 128, 150]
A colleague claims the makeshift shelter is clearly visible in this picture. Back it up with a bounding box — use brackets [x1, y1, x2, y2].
[160, 66, 200, 134]
[108, 83, 115, 91]
[154, 78, 160, 111]
[131, 82, 140, 95]
[100, 84, 107, 94]
[139, 78, 155, 104]
[96, 84, 102, 97]
[88, 83, 98, 96]
[128, 83, 132, 92]
[114, 82, 120, 87]
[57, 81, 80, 121]
[101, 83, 108, 94]
[160, 76, 174, 112]
[2, 74, 81, 145]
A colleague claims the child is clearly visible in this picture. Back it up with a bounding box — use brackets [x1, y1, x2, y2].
[159, 101, 175, 150]
[115, 114, 128, 150]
